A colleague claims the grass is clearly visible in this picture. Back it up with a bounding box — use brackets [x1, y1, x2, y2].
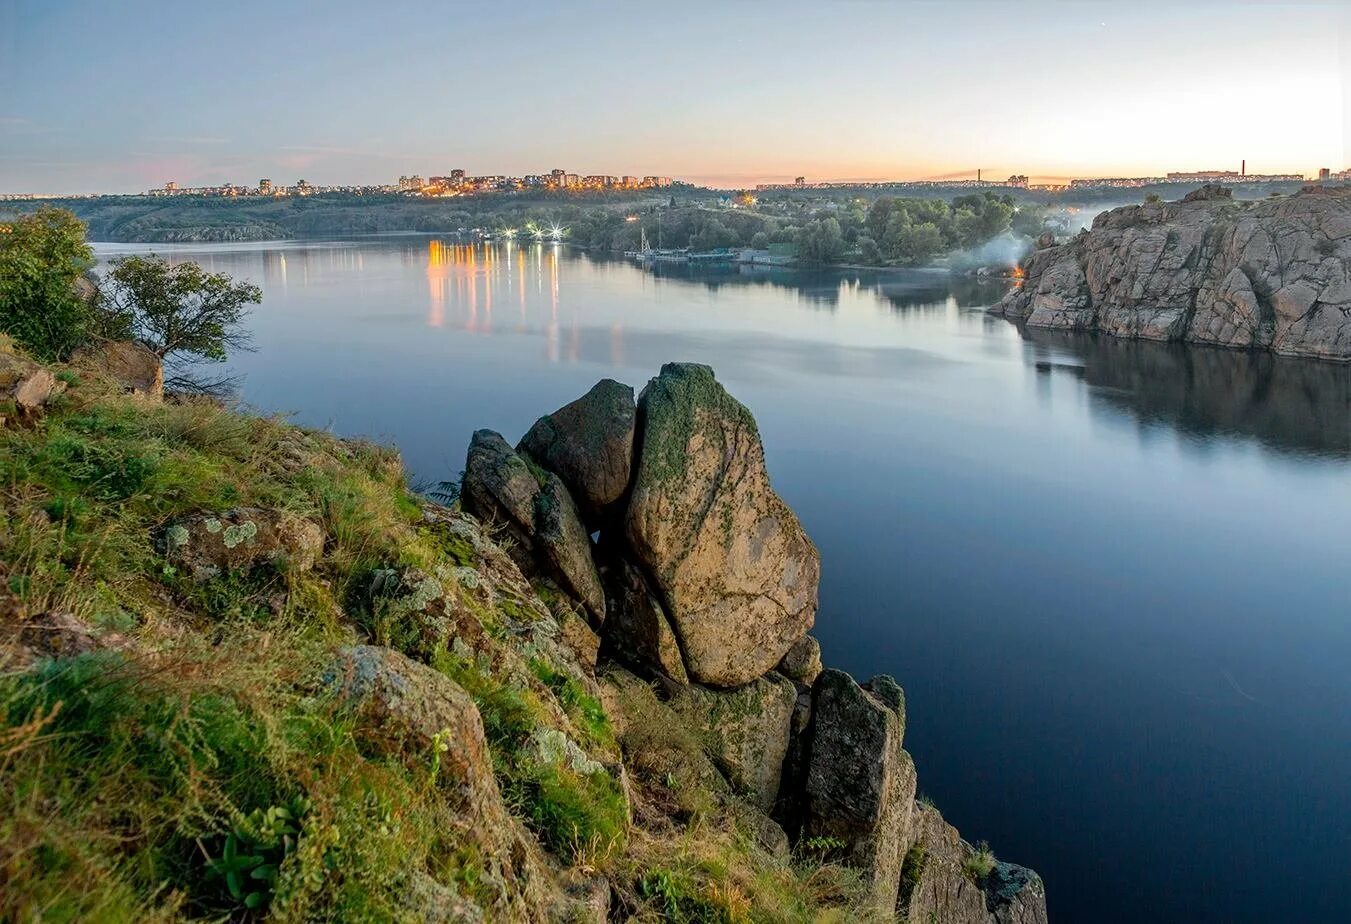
[898, 841, 928, 909]
[531, 656, 614, 751]
[0, 634, 480, 922]
[435, 647, 628, 865]
[963, 840, 996, 882]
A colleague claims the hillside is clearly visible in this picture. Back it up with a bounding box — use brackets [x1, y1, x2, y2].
[5, 193, 682, 244]
[0, 343, 1046, 922]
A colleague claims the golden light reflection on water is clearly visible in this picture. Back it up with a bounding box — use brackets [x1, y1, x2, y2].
[421, 240, 598, 364]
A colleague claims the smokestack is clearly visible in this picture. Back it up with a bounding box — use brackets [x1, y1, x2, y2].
[978, 168, 981, 183]
[1242, 159, 1245, 177]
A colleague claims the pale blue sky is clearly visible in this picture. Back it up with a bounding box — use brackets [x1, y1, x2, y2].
[2, 0, 1347, 192]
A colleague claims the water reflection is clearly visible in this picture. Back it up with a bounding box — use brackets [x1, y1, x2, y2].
[630, 256, 1009, 312]
[1021, 329, 1351, 460]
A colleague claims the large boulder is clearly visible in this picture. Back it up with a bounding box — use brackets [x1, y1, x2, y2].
[461, 429, 541, 556]
[671, 672, 798, 811]
[159, 508, 324, 580]
[802, 669, 916, 913]
[518, 379, 636, 525]
[73, 340, 163, 398]
[599, 554, 689, 683]
[534, 472, 607, 622]
[462, 430, 605, 624]
[624, 364, 819, 687]
[324, 645, 498, 803]
[325, 646, 563, 921]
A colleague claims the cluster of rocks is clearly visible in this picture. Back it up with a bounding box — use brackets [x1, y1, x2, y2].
[993, 184, 1351, 361]
[462, 362, 1047, 922]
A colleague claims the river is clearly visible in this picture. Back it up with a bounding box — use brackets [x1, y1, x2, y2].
[93, 237, 1351, 924]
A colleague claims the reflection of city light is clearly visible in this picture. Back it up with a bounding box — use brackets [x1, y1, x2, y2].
[426, 240, 448, 327]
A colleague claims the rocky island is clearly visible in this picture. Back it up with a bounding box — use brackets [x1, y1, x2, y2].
[1, 342, 1046, 922]
[992, 185, 1351, 361]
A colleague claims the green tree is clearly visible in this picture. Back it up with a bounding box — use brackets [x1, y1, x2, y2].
[690, 218, 737, 251]
[893, 222, 945, 264]
[0, 207, 96, 359]
[856, 235, 883, 265]
[103, 255, 261, 373]
[798, 217, 845, 265]
[866, 197, 897, 240]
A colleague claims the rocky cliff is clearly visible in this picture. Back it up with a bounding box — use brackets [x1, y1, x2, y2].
[991, 185, 1351, 361]
[465, 363, 1047, 922]
[0, 345, 1046, 922]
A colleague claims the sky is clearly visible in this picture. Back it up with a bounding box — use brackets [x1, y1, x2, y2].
[2, 0, 1348, 193]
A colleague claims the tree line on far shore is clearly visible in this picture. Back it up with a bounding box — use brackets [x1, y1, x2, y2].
[526, 191, 1045, 266]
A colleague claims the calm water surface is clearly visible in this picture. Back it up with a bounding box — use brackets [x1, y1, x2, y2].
[94, 238, 1351, 924]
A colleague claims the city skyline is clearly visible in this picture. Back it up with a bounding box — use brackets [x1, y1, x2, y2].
[2, 0, 1349, 194]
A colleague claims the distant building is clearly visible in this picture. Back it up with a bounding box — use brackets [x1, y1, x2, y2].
[398, 175, 425, 191]
[1319, 168, 1331, 180]
[1006, 174, 1029, 188]
[795, 176, 806, 187]
[1166, 170, 1304, 183]
[258, 178, 273, 194]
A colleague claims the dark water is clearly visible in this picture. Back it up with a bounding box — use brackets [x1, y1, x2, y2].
[94, 238, 1351, 924]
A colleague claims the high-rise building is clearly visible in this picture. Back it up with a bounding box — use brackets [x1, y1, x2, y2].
[259, 178, 272, 194]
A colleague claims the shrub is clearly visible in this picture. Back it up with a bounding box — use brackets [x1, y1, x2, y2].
[0, 207, 96, 359]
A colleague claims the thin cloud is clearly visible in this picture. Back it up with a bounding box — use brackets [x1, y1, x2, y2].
[149, 136, 232, 145]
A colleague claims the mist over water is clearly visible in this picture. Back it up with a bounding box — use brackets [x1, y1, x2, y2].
[94, 237, 1351, 924]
